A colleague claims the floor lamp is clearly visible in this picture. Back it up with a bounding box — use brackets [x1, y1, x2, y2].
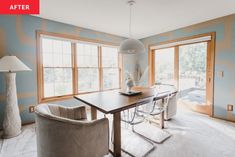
[0, 56, 31, 139]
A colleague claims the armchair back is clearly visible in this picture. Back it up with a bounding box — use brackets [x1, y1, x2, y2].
[35, 104, 109, 157]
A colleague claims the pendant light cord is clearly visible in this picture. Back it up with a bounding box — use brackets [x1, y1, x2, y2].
[129, 2, 133, 38]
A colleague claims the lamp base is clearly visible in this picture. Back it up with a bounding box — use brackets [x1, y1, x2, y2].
[2, 130, 21, 139]
[2, 73, 22, 139]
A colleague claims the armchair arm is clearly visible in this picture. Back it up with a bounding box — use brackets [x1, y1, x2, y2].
[81, 118, 109, 156]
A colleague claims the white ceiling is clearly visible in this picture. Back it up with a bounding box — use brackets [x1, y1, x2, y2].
[36, 0, 235, 39]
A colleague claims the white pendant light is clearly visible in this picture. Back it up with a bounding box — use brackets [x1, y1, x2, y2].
[119, 0, 145, 54]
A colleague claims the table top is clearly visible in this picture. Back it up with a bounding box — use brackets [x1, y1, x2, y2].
[74, 86, 177, 114]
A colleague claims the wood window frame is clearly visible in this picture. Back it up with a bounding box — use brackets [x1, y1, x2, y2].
[148, 32, 215, 117]
[76, 44, 100, 94]
[37, 30, 123, 103]
[100, 46, 122, 91]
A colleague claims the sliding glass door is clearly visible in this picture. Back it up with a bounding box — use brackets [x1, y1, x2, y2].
[178, 42, 210, 114]
[179, 42, 207, 104]
[154, 47, 175, 86]
[150, 33, 215, 116]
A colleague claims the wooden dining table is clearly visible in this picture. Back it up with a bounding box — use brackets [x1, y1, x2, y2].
[74, 86, 176, 157]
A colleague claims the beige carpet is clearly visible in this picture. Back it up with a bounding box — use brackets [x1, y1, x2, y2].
[1, 109, 235, 157]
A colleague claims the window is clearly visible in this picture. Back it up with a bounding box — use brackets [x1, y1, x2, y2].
[77, 43, 99, 93]
[102, 46, 120, 90]
[42, 38, 73, 98]
[38, 32, 122, 102]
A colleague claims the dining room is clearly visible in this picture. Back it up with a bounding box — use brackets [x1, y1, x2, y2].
[1, 0, 235, 157]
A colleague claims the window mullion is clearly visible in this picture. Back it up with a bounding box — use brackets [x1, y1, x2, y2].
[118, 53, 123, 89]
[98, 46, 103, 91]
[72, 43, 78, 95]
[174, 46, 179, 90]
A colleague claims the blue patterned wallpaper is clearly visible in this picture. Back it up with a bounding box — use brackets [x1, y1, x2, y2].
[0, 15, 126, 129]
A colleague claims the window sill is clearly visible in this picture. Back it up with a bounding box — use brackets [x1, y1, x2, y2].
[39, 95, 74, 104]
[39, 88, 121, 104]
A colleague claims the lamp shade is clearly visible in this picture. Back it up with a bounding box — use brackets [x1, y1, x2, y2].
[119, 38, 145, 54]
[0, 56, 31, 72]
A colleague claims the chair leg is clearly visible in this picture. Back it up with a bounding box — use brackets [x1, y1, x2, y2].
[131, 125, 156, 157]
[148, 116, 159, 125]
[111, 122, 155, 157]
[121, 146, 155, 157]
[134, 127, 171, 144]
[137, 117, 172, 144]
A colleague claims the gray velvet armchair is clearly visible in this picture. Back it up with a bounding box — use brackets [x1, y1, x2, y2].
[35, 104, 109, 157]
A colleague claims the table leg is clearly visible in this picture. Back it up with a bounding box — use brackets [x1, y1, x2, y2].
[159, 111, 164, 129]
[113, 112, 121, 157]
[91, 107, 97, 120]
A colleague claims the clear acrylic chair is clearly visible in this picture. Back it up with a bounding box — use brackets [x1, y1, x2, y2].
[139, 84, 177, 118]
[111, 99, 156, 157]
[136, 86, 176, 144]
[148, 84, 177, 120]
